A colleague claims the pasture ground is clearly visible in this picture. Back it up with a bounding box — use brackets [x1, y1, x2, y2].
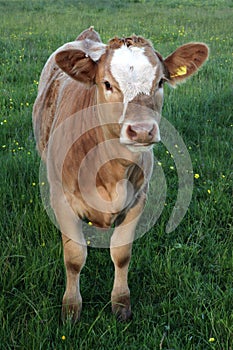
[0, 0, 232, 349]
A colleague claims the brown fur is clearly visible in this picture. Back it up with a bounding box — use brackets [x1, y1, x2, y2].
[108, 35, 153, 49]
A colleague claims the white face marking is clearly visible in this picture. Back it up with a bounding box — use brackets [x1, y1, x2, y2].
[118, 101, 128, 124]
[110, 45, 157, 105]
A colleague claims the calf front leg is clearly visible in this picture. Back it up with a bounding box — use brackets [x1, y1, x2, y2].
[110, 243, 132, 321]
[50, 193, 87, 322]
[110, 195, 145, 321]
[62, 233, 87, 322]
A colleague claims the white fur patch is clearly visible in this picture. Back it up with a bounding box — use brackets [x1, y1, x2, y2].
[110, 45, 157, 104]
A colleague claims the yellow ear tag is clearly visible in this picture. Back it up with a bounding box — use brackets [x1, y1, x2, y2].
[171, 65, 187, 78]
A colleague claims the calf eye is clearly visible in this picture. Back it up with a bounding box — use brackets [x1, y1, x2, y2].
[104, 81, 112, 91]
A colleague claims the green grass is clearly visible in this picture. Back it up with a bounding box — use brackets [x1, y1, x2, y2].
[1, 0, 232, 349]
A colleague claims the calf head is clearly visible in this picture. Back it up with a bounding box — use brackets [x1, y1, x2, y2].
[55, 27, 208, 151]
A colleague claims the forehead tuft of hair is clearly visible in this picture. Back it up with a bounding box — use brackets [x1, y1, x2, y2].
[108, 35, 153, 50]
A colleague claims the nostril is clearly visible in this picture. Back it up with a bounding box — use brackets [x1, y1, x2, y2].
[148, 125, 156, 137]
[127, 125, 138, 139]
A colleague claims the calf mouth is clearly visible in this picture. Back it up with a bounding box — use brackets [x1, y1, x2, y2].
[121, 140, 155, 152]
[130, 141, 155, 147]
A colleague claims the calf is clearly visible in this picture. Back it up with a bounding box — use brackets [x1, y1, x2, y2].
[33, 27, 208, 321]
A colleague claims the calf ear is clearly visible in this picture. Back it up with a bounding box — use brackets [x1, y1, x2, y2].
[55, 39, 106, 86]
[164, 43, 209, 85]
[75, 26, 102, 43]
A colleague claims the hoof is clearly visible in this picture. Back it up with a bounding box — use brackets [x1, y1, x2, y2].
[62, 297, 82, 323]
[112, 294, 132, 322]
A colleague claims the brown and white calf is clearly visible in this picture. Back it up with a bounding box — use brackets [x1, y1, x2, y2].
[33, 27, 208, 321]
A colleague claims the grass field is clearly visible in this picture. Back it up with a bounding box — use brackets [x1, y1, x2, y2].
[1, 0, 232, 349]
